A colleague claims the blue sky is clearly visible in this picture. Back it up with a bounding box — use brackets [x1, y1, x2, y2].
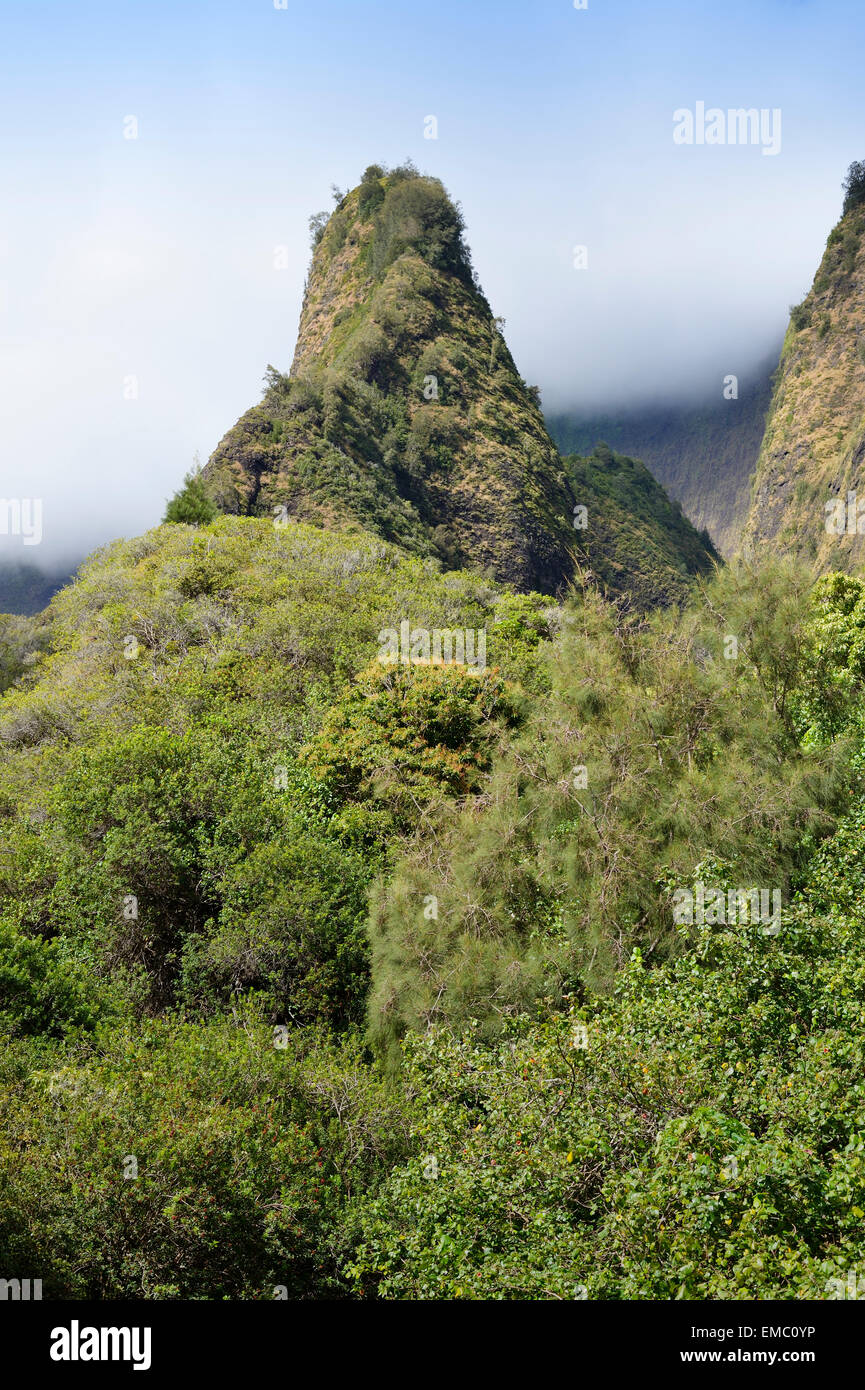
[1, 0, 863, 562]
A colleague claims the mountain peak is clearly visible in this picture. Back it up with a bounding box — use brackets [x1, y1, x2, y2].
[291, 163, 478, 378]
[201, 163, 716, 603]
[203, 162, 578, 593]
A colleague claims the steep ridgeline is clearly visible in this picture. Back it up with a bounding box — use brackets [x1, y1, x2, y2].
[742, 188, 865, 567]
[565, 445, 719, 609]
[548, 361, 774, 560]
[202, 163, 717, 605]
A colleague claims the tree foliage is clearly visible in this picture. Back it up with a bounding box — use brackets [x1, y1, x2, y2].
[164, 467, 218, 526]
[3, 512, 865, 1299]
[843, 159, 865, 215]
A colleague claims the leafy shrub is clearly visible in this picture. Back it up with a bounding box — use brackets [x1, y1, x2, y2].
[0, 1019, 410, 1298]
[352, 899, 865, 1300]
[301, 660, 522, 836]
[358, 165, 386, 219]
[0, 919, 103, 1037]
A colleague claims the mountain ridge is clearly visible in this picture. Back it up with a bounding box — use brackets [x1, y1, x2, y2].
[742, 176, 865, 566]
[199, 162, 718, 607]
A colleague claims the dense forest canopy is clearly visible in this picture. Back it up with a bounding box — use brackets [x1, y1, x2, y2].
[3, 512, 865, 1299]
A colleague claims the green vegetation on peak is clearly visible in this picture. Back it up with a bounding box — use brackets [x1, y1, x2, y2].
[201, 164, 716, 607]
[843, 159, 865, 216]
[164, 463, 218, 526]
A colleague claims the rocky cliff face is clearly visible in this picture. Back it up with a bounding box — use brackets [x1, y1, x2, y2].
[742, 199, 865, 568]
[203, 163, 717, 604]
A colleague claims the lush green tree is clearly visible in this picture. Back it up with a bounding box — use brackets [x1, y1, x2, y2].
[308, 210, 329, 248]
[0, 918, 104, 1038]
[842, 159, 865, 214]
[358, 164, 386, 218]
[164, 467, 218, 526]
[301, 660, 522, 836]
